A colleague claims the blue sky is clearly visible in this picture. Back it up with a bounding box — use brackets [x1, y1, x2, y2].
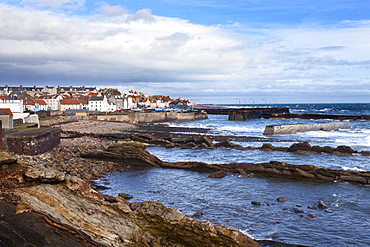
[0, 0, 369, 103]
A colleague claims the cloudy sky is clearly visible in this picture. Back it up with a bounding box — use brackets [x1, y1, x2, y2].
[1, 0, 369, 103]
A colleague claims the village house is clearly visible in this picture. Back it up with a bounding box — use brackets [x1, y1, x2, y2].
[0, 96, 23, 113]
[88, 96, 116, 112]
[23, 99, 48, 112]
[59, 99, 81, 111]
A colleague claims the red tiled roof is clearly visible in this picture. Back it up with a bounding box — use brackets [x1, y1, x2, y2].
[88, 93, 98, 96]
[24, 99, 36, 105]
[60, 99, 79, 105]
[35, 100, 47, 105]
[0, 96, 10, 100]
[0, 108, 13, 116]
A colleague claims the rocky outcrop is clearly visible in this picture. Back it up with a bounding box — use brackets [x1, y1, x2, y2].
[0, 153, 259, 247]
[81, 141, 163, 167]
[260, 142, 366, 156]
[82, 142, 370, 184]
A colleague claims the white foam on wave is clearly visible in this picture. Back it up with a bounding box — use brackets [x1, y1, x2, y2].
[218, 125, 264, 133]
[341, 166, 365, 172]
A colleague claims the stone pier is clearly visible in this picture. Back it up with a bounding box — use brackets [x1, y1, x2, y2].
[263, 122, 350, 135]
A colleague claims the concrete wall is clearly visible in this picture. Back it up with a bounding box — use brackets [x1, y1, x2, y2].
[264, 122, 350, 135]
[4, 128, 61, 155]
[97, 112, 207, 124]
[0, 116, 13, 129]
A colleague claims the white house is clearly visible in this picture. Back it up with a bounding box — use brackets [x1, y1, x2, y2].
[59, 99, 81, 111]
[88, 96, 109, 112]
[0, 96, 23, 113]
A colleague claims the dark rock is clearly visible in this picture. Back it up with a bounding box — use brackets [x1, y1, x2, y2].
[293, 208, 305, 213]
[194, 136, 213, 147]
[308, 205, 318, 209]
[102, 194, 118, 203]
[192, 211, 204, 217]
[236, 168, 247, 175]
[323, 146, 335, 154]
[165, 143, 175, 149]
[289, 142, 312, 152]
[261, 143, 274, 151]
[81, 141, 163, 167]
[312, 145, 325, 153]
[334, 145, 356, 154]
[276, 197, 285, 202]
[149, 139, 172, 146]
[213, 139, 244, 149]
[118, 193, 133, 200]
[251, 201, 261, 206]
[208, 170, 227, 178]
[318, 200, 328, 209]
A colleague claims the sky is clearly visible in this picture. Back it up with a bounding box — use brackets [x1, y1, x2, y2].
[0, 0, 369, 104]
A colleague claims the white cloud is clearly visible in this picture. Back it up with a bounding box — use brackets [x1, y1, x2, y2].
[20, 0, 85, 11]
[0, 3, 370, 103]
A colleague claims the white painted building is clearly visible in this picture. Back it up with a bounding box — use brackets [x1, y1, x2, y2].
[0, 97, 23, 113]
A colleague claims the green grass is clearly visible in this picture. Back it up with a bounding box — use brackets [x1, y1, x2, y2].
[10, 123, 39, 132]
[39, 117, 57, 121]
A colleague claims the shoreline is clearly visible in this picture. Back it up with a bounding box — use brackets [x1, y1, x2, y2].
[6, 117, 369, 246]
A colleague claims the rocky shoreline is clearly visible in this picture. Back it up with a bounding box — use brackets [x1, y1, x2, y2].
[4, 117, 369, 246]
[1, 118, 261, 247]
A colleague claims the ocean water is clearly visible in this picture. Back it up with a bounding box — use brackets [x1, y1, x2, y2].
[99, 103, 370, 246]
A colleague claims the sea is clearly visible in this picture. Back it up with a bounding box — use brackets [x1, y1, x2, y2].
[98, 103, 370, 247]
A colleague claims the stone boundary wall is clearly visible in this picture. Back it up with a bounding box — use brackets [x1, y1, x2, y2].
[97, 112, 207, 124]
[264, 121, 350, 135]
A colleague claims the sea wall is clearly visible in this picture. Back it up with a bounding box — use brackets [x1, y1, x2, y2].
[97, 112, 207, 124]
[263, 122, 350, 135]
[4, 128, 61, 155]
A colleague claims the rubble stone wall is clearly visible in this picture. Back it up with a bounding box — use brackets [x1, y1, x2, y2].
[4, 128, 60, 155]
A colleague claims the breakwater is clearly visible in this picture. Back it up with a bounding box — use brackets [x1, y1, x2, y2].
[263, 122, 350, 135]
[263, 113, 370, 120]
[198, 107, 289, 120]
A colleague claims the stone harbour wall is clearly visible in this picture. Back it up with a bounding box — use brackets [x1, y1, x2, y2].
[97, 112, 207, 124]
[4, 128, 61, 155]
[264, 121, 350, 135]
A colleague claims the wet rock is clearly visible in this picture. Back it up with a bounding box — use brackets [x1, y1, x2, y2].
[251, 201, 261, 206]
[214, 139, 243, 149]
[293, 208, 305, 213]
[307, 214, 316, 218]
[194, 136, 213, 147]
[318, 200, 328, 209]
[312, 145, 325, 153]
[276, 197, 285, 202]
[208, 170, 227, 178]
[165, 143, 175, 149]
[334, 145, 356, 154]
[118, 193, 133, 200]
[236, 168, 247, 175]
[324, 146, 335, 154]
[260, 143, 274, 151]
[289, 142, 312, 152]
[102, 194, 119, 203]
[192, 211, 205, 217]
[308, 205, 318, 209]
